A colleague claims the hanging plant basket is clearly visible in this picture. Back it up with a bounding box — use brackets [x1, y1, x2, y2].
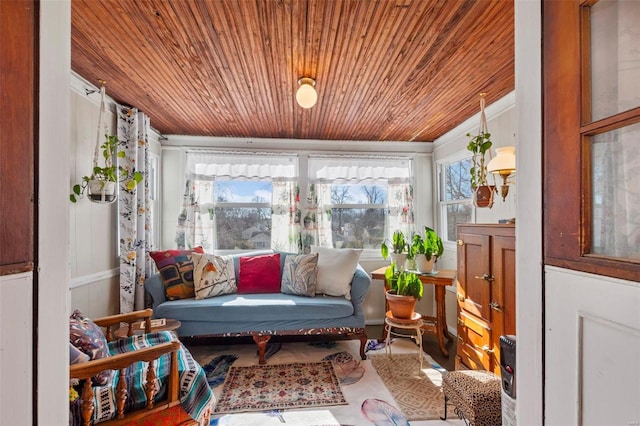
[473, 185, 496, 209]
[87, 179, 117, 204]
[467, 93, 497, 209]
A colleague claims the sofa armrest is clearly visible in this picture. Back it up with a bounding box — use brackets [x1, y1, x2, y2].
[145, 274, 166, 312]
[349, 264, 371, 308]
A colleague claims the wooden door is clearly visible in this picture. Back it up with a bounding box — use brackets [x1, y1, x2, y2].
[457, 231, 491, 322]
[0, 0, 35, 275]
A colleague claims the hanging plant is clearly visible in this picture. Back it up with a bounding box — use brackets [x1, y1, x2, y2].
[69, 82, 142, 204]
[69, 134, 143, 203]
[466, 93, 496, 208]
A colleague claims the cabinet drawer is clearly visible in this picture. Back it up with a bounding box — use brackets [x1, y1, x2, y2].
[457, 311, 492, 371]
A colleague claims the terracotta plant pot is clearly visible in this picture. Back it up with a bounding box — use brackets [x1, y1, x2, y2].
[385, 290, 416, 319]
[473, 185, 496, 208]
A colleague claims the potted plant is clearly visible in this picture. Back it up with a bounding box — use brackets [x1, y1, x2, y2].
[467, 130, 497, 208]
[381, 230, 409, 270]
[410, 226, 444, 273]
[384, 265, 423, 319]
[69, 134, 142, 203]
[466, 93, 496, 208]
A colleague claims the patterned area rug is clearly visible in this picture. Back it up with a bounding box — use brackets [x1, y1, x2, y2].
[213, 361, 348, 414]
[369, 353, 446, 421]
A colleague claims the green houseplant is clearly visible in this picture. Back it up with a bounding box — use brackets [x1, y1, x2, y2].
[381, 230, 409, 270]
[466, 93, 496, 208]
[70, 134, 142, 203]
[384, 265, 423, 319]
[410, 226, 444, 273]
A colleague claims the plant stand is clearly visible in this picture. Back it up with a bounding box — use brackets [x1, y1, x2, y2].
[384, 311, 424, 372]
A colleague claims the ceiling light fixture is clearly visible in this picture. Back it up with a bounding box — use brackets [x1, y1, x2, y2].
[487, 146, 516, 201]
[296, 77, 317, 109]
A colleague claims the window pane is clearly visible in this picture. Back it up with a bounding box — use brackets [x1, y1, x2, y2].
[331, 184, 387, 204]
[214, 207, 271, 250]
[444, 159, 473, 201]
[214, 181, 272, 203]
[590, 0, 640, 121]
[446, 203, 473, 242]
[590, 122, 640, 260]
[331, 208, 385, 249]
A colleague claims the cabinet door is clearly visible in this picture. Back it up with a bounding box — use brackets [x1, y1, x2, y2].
[491, 235, 517, 338]
[456, 310, 492, 371]
[457, 232, 491, 322]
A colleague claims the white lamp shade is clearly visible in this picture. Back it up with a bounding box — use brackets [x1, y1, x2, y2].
[296, 79, 317, 109]
[487, 146, 516, 173]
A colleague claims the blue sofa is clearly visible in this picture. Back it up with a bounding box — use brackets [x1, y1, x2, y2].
[145, 250, 371, 363]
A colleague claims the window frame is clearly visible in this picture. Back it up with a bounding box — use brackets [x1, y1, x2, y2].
[436, 153, 476, 244]
[543, 0, 639, 281]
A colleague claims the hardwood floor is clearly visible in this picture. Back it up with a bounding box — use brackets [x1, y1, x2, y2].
[365, 324, 456, 371]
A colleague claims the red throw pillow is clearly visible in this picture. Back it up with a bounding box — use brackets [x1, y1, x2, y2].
[237, 253, 281, 293]
[149, 247, 204, 300]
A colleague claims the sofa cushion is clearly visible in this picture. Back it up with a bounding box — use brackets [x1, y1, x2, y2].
[69, 309, 112, 385]
[311, 246, 362, 299]
[192, 252, 237, 299]
[238, 253, 281, 293]
[150, 247, 204, 300]
[154, 292, 354, 324]
[280, 253, 318, 297]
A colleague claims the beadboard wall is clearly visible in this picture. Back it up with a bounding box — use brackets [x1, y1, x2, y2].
[69, 74, 161, 318]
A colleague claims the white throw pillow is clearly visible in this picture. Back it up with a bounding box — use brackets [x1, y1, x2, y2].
[192, 252, 237, 299]
[311, 246, 362, 299]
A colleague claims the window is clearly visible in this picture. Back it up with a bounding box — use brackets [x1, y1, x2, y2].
[330, 183, 387, 248]
[175, 151, 298, 252]
[543, 0, 640, 280]
[306, 155, 414, 251]
[438, 157, 474, 242]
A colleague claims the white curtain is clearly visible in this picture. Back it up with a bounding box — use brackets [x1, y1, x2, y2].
[175, 151, 300, 252]
[306, 155, 415, 249]
[117, 106, 154, 313]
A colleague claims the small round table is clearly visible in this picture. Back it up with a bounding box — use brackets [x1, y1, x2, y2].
[113, 318, 181, 339]
[384, 311, 424, 371]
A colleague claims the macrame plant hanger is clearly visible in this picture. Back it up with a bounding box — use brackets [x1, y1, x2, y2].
[473, 93, 496, 209]
[89, 80, 117, 204]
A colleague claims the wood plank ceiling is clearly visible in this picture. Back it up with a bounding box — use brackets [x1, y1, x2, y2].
[71, 0, 514, 142]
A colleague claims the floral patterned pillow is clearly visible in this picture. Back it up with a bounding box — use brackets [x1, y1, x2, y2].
[69, 309, 112, 385]
[280, 253, 318, 297]
[192, 252, 237, 299]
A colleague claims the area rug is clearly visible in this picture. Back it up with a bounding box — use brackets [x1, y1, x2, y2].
[369, 353, 446, 421]
[213, 361, 348, 414]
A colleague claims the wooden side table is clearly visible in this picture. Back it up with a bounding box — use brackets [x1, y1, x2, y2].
[371, 266, 456, 357]
[113, 318, 181, 340]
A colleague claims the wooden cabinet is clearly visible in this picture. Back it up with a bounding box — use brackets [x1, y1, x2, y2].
[456, 224, 515, 375]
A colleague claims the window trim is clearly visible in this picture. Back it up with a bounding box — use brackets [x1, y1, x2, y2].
[436, 154, 476, 244]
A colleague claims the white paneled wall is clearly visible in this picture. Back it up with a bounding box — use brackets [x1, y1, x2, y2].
[433, 93, 516, 335]
[0, 273, 33, 426]
[69, 74, 162, 318]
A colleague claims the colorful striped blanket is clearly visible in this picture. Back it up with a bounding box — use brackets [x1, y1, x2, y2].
[70, 331, 213, 425]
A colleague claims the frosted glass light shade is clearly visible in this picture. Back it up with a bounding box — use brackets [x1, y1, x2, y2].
[487, 146, 516, 174]
[296, 78, 317, 109]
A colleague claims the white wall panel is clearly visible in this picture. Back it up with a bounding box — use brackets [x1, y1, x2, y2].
[0, 273, 33, 425]
[545, 267, 640, 426]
